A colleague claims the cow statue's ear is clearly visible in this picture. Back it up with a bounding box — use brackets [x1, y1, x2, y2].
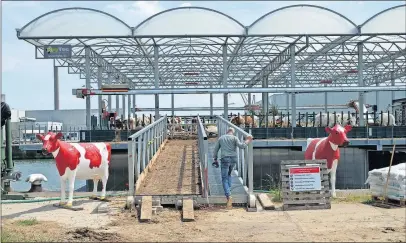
[344, 125, 352, 132]
[36, 134, 44, 141]
[55, 132, 63, 139]
[325, 126, 332, 134]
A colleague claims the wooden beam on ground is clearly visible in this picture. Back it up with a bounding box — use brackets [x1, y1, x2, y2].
[257, 193, 275, 210]
[140, 196, 152, 222]
[182, 198, 195, 222]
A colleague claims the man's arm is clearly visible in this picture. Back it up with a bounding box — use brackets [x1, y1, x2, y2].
[235, 136, 248, 149]
[235, 135, 253, 149]
[213, 139, 221, 160]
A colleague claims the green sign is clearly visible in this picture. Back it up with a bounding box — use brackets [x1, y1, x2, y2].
[43, 45, 72, 59]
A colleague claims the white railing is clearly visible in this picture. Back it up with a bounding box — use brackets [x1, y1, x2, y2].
[216, 115, 254, 196]
[128, 115, 167, 196]
[196, 116, 209, 199]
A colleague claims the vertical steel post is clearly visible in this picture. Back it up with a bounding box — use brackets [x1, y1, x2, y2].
[97, 66, 103, 126]
[264, 76, 269, 126]
[132, 94, 136, 119]
[209, 83, 214, 117]
[116, 95, 120, 116]
[376, 81, 380, 112]
[324, 83, 328, 113]
[85, 47, 91, 129]
[128, 140, 135, 196]
[171, 83, 175, 118]
[127, 93, 131, 122]
[290, 45, 296, 128]
[107, 73, 112, 113]
[154, 46, 160, 120]
[358, 43, 365, 126]
[53, 61, 59, 110]
[391, 71, 395, 114]
[122, 95, 126, 120]
[222, 45, 228, 119]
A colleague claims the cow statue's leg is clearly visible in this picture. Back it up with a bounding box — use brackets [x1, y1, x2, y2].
[66, 170, 77, 207]
[90, 179, 99, 199]
[329, 159, 338, 198]
[100, 171, 109, 200]
[60, 177, 67, 206]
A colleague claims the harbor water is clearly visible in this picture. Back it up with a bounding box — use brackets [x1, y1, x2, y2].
[11, 159, 87, 192]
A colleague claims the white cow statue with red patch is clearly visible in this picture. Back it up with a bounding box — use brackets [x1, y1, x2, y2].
[36, 132, 112, 208]
[304, 124, 352, 198]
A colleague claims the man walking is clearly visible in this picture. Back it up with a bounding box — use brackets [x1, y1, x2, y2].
[212, 127, 253, 208]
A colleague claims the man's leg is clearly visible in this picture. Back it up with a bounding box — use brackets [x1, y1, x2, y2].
[220, 158, 231, 199]
[226, 159, 237, 208]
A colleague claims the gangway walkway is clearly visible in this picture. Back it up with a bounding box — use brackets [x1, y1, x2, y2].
[127, 115, 255, 209]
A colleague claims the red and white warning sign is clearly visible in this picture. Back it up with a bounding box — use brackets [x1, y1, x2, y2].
[288, 166, 321, 192]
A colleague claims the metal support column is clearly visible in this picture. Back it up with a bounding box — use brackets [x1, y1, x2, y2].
[376, 81, 380, 112]
[107, 73, 112, 112]
[53, 61, 59, 110]
[122, 95, 126, 120]
[154, 46, 160, 120]
[85, 47, 91, 129]
[115, 95, 119, 116]
[132, 94, 136, 118]
[248, 93, 252, 114]
[171, 83, 175, 118]
[222, 45, 228, 119]
[324, 84, 328, 113]
[357, 43, 365, 126]
[391, 71, 395, 114]
[290, 45, 296, 128]
[97, 66, 103, 129]
[127, 93, 131, 121]
[209, 83, 213, 117]
[263, 76, 269, 126]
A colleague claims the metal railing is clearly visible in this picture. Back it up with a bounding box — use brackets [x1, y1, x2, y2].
[128, 115, 167, 196]
[197, 116, 209, 199]
[216, 115, 254, 196]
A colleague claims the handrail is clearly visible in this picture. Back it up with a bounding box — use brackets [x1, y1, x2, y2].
[197, 115, 209, 200]
[215, 115, 254, 197]
[128, 115, 167, 196]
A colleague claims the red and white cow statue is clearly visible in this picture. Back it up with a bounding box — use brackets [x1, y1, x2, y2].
[36, 132, 112, 208]
[304, 124, 352, 198]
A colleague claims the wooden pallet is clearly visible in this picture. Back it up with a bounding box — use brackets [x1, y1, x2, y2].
[281, 160, 331, 211]
[372, 196, 406, 208]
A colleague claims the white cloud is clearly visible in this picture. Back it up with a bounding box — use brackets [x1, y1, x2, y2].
[180, 2, 192, 7]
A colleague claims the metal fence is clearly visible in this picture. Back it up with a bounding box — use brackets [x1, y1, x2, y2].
[216, 115, 254, 197]
[127, 115, 167, 197]
[229, 110, 406, 128]
[245, 126, 406, 140]
[196, 116, 209, 199]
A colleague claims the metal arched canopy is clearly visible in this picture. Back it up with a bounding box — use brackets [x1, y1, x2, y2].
[15, 4, 406, 89]
[17, 4, 406, 37]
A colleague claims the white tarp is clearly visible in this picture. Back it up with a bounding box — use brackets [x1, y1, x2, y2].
[365, 163, 406, 200]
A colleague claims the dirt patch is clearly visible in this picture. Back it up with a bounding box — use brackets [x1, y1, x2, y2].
[137, 140, 201, 195]
[1, 219, 66, 242]
[2, 200, 405, 242]
[66, 228, 124, 242]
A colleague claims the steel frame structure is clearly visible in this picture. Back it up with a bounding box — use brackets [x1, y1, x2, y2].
[16, 5, 406, 128]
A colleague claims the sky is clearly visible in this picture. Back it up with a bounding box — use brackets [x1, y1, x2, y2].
[1, 0, 404, 113]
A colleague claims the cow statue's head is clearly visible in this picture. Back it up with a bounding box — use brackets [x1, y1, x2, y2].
[36, 132, 63, 155]
[325, 124, 352, 147]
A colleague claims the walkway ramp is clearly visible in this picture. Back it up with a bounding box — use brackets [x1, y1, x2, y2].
[136, 140, 201, 196]
[127, 115, 255, 209]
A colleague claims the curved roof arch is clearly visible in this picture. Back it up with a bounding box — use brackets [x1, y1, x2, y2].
[360, 4, 406, 34]
[248, 4, 359, 35]
[133, 7, 246, 36]
[18, 7, 132, 38]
